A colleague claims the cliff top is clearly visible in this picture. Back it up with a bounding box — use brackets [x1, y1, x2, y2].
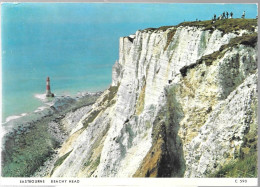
[143, 18, 257, 34]
[179, 18, 257, 34]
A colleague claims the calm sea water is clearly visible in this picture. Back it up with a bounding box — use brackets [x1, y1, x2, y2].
[2, 21, 120, 122]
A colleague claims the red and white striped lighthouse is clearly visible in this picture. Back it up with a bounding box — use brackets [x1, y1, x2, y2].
[46, 76, 54, 97]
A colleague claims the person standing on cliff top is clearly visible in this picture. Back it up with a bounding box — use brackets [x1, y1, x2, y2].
[230, 12, 233, 18]
[222, 12, 226, 19]
[242, 11, 245, 18]
[226, 11, 229, 19]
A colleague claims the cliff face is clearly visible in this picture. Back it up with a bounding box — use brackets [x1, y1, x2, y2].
[50, 19, 258, 177]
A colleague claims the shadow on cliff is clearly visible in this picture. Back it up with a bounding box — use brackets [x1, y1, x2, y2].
[157, 85, 186, 177]
[134, 85, 186, 177]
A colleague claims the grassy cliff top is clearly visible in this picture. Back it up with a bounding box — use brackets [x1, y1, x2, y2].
[179, 18, 257, 34]
[143, 18, 257, 34]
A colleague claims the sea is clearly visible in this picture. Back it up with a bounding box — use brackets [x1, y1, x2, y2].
[1, 22, 122, 123]
[1, 21, 121, 123]
[2, 56, 113, 123]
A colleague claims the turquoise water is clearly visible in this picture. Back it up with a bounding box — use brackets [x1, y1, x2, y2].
[2, 17, 119, 121]
[2, 20, 117, 121]
[2, 3, 257, 122]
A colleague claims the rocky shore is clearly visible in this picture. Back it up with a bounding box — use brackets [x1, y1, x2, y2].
[1, 91, 102, 177]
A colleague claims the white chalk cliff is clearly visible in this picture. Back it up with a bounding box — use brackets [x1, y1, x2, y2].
[50, 19, 258, 177]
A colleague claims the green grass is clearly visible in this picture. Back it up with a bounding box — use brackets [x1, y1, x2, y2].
[2, 119, 58, 177]
[102, 84, 119, 106]
[143, 26, 177, 51]
[53, 150, 72, 169]
[211, 106, 257, 178]
[50, 150, 72, 176]
[83, 84, 119, 128]
[82, 109, 102, 128]
[145, 19, 257, 35]
[84, 159, 92, 168]
[210, 152, 257, 177]
[93, 156, 101, 168]
[144, 19, 257, 52]
[82, 155, 101, 172]
[145, 25, 175, 32]
[178, 19, 257, 34]
[227, 32, 257, 48]
[136, 84, 146, 115]
[164, 28, 177, 51]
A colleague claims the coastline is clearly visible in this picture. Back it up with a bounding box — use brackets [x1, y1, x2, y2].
[2, 91, 103, 130]
[1, 90, 103, 177]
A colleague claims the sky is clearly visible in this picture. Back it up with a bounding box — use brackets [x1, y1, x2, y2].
[0, 3, 258, 120]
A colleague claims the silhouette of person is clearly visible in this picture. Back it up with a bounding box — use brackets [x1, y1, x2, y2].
[230, 12, 233, 18]
[242, 11, 245, 18]
[223, 12, 226, 19]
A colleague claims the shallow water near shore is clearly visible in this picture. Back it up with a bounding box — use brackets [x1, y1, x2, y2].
[2, 75, 110, 123]
[2, 75, 108, 121]
[2, 89, 104, 126]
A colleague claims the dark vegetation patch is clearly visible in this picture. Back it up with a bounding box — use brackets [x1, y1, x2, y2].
[157, 26, 175, 31]
[164, 28, 177, 51]
[210, 151, 257, 177]
[180, 33, 257, 77]
[2, 117, 59, 177]
[50, 150, 72, 176]
[82, 121, 111, 177]
[102, 84, 119, 107]
[142, 25, 177, 51]
[136, 83, 146, 115]
[144, 28, 157, 32]
[144, 25, 174, 32]
[93, 156, 101, 168]
[210, 96, 257, 178]
[82, 84, 119, 129]
[1, 92, 102, 177]
[73, 93, 101, 110]
[222, 32, 257, 49]
[82, 110, 101, 129]
[178, 19, 257, 34]
[82, 154, 101, 177]
[211, 129, 257, 177]
[145, 19, 257, 35]
[134, 86, 185, 177]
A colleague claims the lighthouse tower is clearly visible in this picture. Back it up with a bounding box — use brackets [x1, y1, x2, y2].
[46, 77, 54, 97]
